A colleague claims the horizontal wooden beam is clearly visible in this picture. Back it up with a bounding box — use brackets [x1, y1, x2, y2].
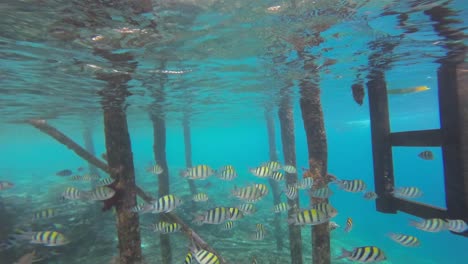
[394, 197, 447, 219]
[390, 129, 443, 146]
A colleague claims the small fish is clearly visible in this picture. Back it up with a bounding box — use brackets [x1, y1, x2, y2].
[251, 230, 266, 240]
[336, 246, 386, 262]
[344, 217, 353, 232]
[284, 185, 298, 200]
[388, 85, 430, 95]
[222, 220, 235, 231]
[273, 202, 290, 213]
[250, 166, 272, 178]
[352, 83, 365, 106]
[283, 165, 297, 174]
[228, 207, 244, 221]
[263, 161, 282, 172]
[184, 252, 193, 264]
[70, 174, 100, 182]
[61, 187, 82, 200]
[270, 171, 284, 181]
[161, 223, 181, 234]
[0, 181, 14, 191]
[138, 194, 183, 214]
[256, 223, 265, 232]
[288, 209, 330, 226]
[231, 184, 269, 202]
[446, 219, 468, 233]
[84, 186, 115, 201]
[56, 170, 72, 177]
[238, 203, 256, 215]
[194, 207, 231, 225]
[418, 150, 434, 160]
[146, 164, 163, 175]
[95, 177, 115, 186]
[32, 209, 57, 221]
[217, 168, 237, 181]
[310, 203, 338, 218]
[191, 247, 220, 264]
[193, 193, 209, 202]
[337, 179, 367, 193]
[296, 178, 314, 189]
[30, 231, 69, 246]
[181, 165, 215, 180]
[388, 233, 420, 247]
[148, 221, 169, 232]
[14, 250, 35, 264]
[329, 221, 340, 231]
[409, 218, 447, 232]
[363, 191, 378, 200]
[309, 187, 333, 198]
[392, 187, 423, 199]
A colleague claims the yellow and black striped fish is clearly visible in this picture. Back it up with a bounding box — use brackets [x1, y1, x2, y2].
[338, 179, 367, 193]
[410, 218, 447, 232]
[388, 233, 420, 247]
[296, 178, 314, 189]
[270, 171, 284, 181]
[61, 187, 82, 200]
[184, 252, 193, 264]
[192, 248, 220, 264]
[310, 203, 338, 218]
[446, 219, 468, 233]
[392, 187, 423, 198]
[193, 193, 209, 202]
[309, 187, 333, 199]
[256, 223, 265, 232]
[161, 223, 181, 234]
[84, 186, 115, 201]
[150, 221, 168, 232]
[222, 220, 235, 231]
[337, 246, 386, 262]
[288, 209, 330, 226]
[95, 177, 115, 187]
[31, 231, 69, 246]
[264, 161, 282, 172]
[147, 194, 183, 213]
[418, 150, 434, 160]
[282, 165, 297, 174]
[344, 217, 353, 232]
[216, 168, 237, 181]
[181, 165, 214, 180]
[146, 164, 163, 175]
[273, 202, 290, 213]
[32, 209, 57, 221]
[251, 229, 266, 241]
[231, 184, 268, 202]
[284, 185, 298, 200]
[194, 207, 231, 225]
[238, 203, 256, 215]
[228, 207, 244, 221]
[250, 166, 272, 178]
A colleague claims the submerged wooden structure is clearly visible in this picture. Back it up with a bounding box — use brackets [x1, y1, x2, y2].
[367, 5, 468, 237]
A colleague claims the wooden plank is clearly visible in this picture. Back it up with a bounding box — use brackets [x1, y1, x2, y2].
[394, 197, 447, 219]
[390, 129, 443, 146]
[367, 70, 397, 213]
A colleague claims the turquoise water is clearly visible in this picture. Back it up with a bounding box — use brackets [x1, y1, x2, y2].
[1, 0, 468, 263]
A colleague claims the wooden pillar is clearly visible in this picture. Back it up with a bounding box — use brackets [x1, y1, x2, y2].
[183, 112, 198, 197]
[265, 106, 284, 251]
[278, 88, 303, 264]
[299, 56, 330, 264]
[99, 70, 142, 264]
[366, 69, 396, 213]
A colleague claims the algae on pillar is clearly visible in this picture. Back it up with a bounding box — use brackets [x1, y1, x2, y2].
[96, 50, 142, 264]
[278, 87, 303, 264]
[299, 57, 330, 264]
[264, 106, 284, 251]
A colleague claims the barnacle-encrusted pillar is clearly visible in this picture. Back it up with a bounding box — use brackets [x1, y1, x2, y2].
[265, 106, 284, 251]
[278, 89, 303, 264]
[99, 69, 142, 264]
[300, 58, 330, 264]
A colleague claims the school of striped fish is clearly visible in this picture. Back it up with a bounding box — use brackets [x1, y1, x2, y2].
[1, 150, 467, 263]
